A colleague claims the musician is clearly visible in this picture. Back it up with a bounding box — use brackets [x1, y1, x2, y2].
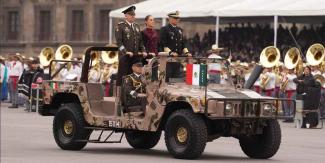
[321, 72, 325, 118]
[208, 44, 223, 84]
[261, 68, 276, 97]
[124, 61, 147, 113]
[160, 11, 191, 82]
[311, 65, 321, 76]
[294, 66, 321, 128]
[8, 54, 24, 108]
[100, 64, 111, 97]
[115, 6, 146, 86]
[88, 64, 101, 83]
[281, 68, 297, 122]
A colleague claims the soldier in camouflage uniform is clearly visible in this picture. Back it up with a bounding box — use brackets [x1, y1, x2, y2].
[124, 61, 147, 113]
[115, 6, 146, 86]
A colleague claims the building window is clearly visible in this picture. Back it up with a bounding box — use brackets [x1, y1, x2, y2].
[98, 10, 110, 41]
[39, 10, 51, 41]
[7, 11, 19, 40]
[71, 10, 84, 41]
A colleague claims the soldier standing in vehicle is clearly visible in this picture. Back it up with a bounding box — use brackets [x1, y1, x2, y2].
[160, 11, 191, 82]
[115, 6, 147, 87]
[124, 61, 147, 113]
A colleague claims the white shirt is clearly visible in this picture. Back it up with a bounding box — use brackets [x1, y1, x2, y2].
[220, 74, 228, 84]
[69, 65, 82, 81]
[312, 70, 321, 76]
[88, 68, 101, 83]
[264, 72, 276, 90]
[208, 54, 222, 73]
[8, 61, 23, 77]
[0, 64, 5, 83]
[285, 73, 297, 91]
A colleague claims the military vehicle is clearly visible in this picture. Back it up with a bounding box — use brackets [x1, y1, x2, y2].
[39, 46, 294, 159]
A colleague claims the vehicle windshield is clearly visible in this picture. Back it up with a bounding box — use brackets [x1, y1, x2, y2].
[163, 57, 234, 87]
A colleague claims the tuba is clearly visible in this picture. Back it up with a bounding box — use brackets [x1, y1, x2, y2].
[306, 43, 325, 66]
[102, 51, 118, 64]
[260, 46, 281, 68]
[259, 46, 280, 89]
[314, 74, 325, 88]
[280, 75, 289, 92]
[55, 44, 73, 61]
[284, 47, 301, 70]
[39, 47, 55, 67]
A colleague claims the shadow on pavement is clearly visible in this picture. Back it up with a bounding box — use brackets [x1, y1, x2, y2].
[79, 147, 277, 161]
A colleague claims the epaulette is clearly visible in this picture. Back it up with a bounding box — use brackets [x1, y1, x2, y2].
[118, 22, 126, 25]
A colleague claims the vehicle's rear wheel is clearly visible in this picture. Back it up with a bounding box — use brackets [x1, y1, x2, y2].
[125, 130, 161, 149]
[239, 119, 281, 159]
[164, 109, 207, 159]
[53, 103, 92, 150]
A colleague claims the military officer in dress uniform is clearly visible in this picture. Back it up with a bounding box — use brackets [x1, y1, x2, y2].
[160, 11, 191, 82]
[115, 6, 146, 87]
[124, 61, 147, 113]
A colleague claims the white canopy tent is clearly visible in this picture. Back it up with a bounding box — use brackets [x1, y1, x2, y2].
[109, 0, 325, 45]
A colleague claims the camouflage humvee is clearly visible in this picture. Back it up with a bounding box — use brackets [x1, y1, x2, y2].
[39, 46, 294, 159]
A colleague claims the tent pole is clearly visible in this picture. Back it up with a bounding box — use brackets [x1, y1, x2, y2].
[215, 16, 220, 46]
[162, 18, 166, 26]
[109, 17, 113, 44]
[274, 15, 278, 47]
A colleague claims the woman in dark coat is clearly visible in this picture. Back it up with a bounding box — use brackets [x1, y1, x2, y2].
[294, 66, 321, 128]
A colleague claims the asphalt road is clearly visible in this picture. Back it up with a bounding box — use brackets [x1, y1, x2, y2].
[1, 102, 325, 163]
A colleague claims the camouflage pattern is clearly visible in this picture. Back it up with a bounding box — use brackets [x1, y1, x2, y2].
[41, 55, 284, 132]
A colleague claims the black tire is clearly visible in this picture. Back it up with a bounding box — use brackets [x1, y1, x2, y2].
[239, 119, 281, 159]
[164, 109, 207, 159]
[53, 103, 92, 150]
[125, 130, 161, 149]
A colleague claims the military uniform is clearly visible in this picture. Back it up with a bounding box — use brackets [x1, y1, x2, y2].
[160, 24, 188, 56]
[160, 11, 190, 82]
[124, 73, 147, 111]
[115, 6, 145, 86]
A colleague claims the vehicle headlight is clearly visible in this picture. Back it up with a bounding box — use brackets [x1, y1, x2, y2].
[263, 103, 275, 115]
[225, 103, 234, 115]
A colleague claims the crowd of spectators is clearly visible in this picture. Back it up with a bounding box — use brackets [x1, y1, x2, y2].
[186, 22, 325, 62]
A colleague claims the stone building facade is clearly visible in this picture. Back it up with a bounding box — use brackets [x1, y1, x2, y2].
[0, 0, 145, 57]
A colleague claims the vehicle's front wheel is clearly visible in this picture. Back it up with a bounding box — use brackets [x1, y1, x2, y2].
[53, 103, 92, 150]
[164, 109, 207, 159]
[125, 130, 161, 149]
[239, 119, 281, 159]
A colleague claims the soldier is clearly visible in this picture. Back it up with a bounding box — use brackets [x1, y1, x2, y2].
[160, 11, 191, 57]
[281, 68, 297, 122]
[115, 6, 146, 87]
[124, 61, 147, 113]
[160, 11, 191, 82]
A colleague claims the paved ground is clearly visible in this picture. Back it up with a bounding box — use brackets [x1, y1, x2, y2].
[1, 102, 325, 163]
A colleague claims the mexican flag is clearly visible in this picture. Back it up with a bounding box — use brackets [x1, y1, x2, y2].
[50, 82, 60, 90]
[186, 64, 207, 86]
